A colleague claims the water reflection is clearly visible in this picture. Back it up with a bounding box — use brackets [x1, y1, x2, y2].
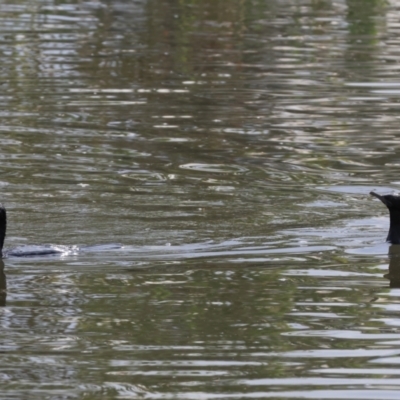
[385, 245, 400, 288]
[0, 260, 5, 307]
[2, 0, 400, 398]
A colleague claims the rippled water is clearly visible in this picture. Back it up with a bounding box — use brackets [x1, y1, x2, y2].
[2, 0, 400, 398]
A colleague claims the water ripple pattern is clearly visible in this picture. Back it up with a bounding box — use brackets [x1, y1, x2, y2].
[0, 0, 400, 399]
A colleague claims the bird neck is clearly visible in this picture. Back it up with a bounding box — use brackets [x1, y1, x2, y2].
[388, 209, 400, 244]
[0, 209, 6, 258]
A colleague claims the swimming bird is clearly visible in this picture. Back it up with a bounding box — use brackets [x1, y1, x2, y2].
[370, 191, 400, 244]
[0, 203, 120, 258]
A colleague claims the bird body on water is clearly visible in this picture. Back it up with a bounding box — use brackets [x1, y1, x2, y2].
[370, 191, 400, 244]
[0, 203, 120, 258]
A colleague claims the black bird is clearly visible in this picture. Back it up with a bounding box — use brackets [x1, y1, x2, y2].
[0, 205, 5, 257]
[371, 191, 400, 244]
[0, 203, 121, 258]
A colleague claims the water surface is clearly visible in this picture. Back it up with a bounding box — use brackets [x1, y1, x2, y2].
[1, 0, 400, 399]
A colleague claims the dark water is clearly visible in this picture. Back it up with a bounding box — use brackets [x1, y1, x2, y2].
[1, 0, 400, 398]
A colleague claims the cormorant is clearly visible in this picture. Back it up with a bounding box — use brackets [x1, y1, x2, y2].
[370, 191, 400, 244]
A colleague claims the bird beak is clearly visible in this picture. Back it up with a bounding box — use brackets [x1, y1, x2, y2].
[370, 191, 389, 206]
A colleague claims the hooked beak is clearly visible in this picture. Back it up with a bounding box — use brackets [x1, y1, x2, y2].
[370, 191, 390, 207]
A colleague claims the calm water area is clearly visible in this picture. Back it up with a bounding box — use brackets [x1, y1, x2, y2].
[2, 0, 400, 398]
